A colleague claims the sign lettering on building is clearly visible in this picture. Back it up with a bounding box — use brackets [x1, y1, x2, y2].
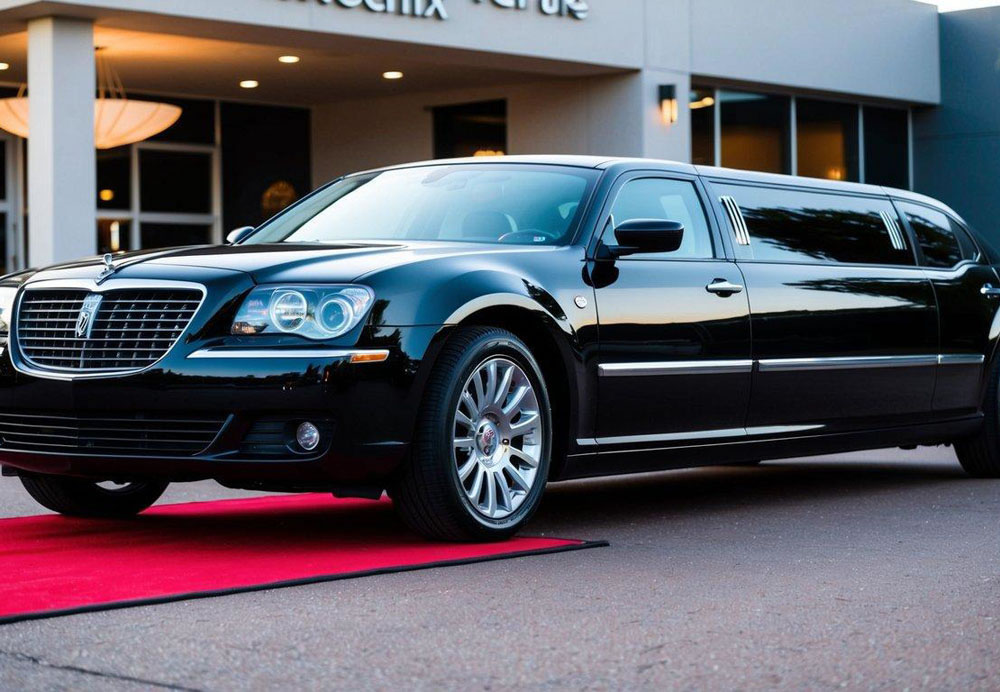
[281, 0, 589, 21]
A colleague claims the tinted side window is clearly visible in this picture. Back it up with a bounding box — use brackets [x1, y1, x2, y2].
[951, 220, 980, 263]
[609, 178, 713, 259]
[898, 203, 966, 268]
[717, 184, 913, 266]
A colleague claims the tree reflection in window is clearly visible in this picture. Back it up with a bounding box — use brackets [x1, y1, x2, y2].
[717, 185, 914, 266]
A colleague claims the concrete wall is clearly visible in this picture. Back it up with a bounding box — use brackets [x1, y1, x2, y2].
[914, 7, 1000, 240]
[310, 72, 692, 183]
[0, 0, 941, 104]
[685, 0, 940, 104]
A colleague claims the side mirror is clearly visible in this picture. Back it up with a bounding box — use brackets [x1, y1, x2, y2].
[612, 219, 685, 256]
[226, 226, 255, 245]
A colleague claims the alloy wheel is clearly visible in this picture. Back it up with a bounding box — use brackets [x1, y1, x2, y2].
[452, 356, 543, 520]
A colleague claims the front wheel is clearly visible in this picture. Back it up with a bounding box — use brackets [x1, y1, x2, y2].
[20, 473, 169, 518]
[393, 327, 552, 542]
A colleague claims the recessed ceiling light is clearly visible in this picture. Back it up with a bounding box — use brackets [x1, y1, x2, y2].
[0, 63, 9, 71]
[382, 71, 404, 80]
[278, 55, 300, 64]
[240, 80, 259, 89]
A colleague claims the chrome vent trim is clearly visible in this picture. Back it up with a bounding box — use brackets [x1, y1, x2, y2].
[880, 211, 907, 251]
[720, 195, 751, 246]
[12, 279, 206, 380]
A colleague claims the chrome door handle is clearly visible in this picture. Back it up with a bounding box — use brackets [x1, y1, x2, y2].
[706, 279, 744, 296]
[981, 284, 1000, 297]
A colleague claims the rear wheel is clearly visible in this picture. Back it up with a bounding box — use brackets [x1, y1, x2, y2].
[19, 473, 169, 518]
[393, 327, 552, 542]
[955, 358, 1000, 477]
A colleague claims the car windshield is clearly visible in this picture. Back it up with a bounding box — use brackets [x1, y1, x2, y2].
[244, 164, 599, 246]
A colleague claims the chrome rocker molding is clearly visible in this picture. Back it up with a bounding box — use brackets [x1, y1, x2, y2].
[600, 354, 985, 377]
[10, 278, 207, 382]
[598, 360, 753, 377]
[757, 355, 940, 372]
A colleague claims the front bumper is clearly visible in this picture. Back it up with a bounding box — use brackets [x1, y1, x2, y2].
[0, 324, 442, 486]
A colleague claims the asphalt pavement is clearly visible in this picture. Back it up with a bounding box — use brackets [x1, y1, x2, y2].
[0, 446, 998, 690]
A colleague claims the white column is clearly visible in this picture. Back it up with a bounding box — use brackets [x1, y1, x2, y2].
[28, 17, 95, 266]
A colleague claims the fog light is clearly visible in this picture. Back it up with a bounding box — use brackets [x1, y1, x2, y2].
[296, 422, 321, 452]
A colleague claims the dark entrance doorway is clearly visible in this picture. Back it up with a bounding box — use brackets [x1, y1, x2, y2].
[433, 100, 507, 159]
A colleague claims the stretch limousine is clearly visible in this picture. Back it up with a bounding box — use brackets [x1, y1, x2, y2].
[1, 156, 997, 541]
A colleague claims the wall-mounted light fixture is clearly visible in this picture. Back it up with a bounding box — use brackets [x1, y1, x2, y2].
[659, 84, 678, 125]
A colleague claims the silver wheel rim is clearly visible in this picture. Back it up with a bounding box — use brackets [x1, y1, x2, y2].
[96, 481, 137, 492]
[453, 356, 543, 520]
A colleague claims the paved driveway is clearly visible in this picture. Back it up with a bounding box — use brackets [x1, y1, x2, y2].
[1, 447, 998, 690]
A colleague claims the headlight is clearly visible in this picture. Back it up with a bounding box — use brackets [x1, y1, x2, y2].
[0, 286, 16, 336]
[232, 285, 374, 340]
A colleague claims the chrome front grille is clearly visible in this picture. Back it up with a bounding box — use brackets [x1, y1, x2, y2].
[0, 411, 227, 456]
[16, 287, 202, 373]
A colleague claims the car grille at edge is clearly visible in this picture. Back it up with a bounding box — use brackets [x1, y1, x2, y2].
[16, 288, 202, 373]
[0, 412, 227, 457]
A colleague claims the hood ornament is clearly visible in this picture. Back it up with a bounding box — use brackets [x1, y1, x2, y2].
[97, 253, 118, 283]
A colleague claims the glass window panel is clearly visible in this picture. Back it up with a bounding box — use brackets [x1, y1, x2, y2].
[690, 87, 715, 166]
[140, 223, 212, 250]
[899, 202, 962, 268]
[720, 91, 790, 174]
[97, 218, 131, 255]
[718, 184, 914, 265]
[133, 95, 215, 145]
[797, 99, 859, 182]
[139, 150, 212, 214]
[951, 220, 981, 262]
[864, 106, 909, 189]
[609, 178, 713, 259]
[97, 147, 131, 210]
[433, 100, 507, 159]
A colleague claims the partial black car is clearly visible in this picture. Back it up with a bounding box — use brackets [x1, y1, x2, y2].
[1, 157, 998, 541]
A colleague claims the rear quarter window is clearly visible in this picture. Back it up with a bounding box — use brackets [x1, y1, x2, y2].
[715, 184, 914, 266]
[897, 202, 978, 268]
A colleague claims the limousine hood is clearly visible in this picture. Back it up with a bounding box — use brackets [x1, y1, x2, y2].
[24, 241, 559, 285]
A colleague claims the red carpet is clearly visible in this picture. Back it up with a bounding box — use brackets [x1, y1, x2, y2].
[0, 494, 604, 625]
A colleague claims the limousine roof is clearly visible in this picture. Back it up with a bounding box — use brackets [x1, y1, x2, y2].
[361, 155, 960, 220]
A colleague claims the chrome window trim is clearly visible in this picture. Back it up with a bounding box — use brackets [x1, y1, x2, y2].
[10, 278, 207, 381]
[598, 360, 754, 377]
[719, 195, 751, 246]
[187, 348, 389, 360]
[879, 210, 907, 251]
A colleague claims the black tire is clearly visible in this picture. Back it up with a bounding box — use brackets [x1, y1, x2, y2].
[19, 473, 169, 518]
[393, 326, 552, 542]
[956, 357, 1000, 477]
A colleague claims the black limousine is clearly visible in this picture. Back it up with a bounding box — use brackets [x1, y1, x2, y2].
[1, 156, 998, 541]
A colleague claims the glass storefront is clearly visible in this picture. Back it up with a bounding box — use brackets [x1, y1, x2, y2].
[719, 91, 791, 174]
[692, 84, 910, 188]
[433, 100, 508, 159]
[796, 98, 859, 182]
[94, 96, 311, 254]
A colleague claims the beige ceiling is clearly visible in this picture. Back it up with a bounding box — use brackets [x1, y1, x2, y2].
[0, 26, 583, 105]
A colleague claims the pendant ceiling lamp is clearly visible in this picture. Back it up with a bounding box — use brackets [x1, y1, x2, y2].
[0, 49, 182, 149]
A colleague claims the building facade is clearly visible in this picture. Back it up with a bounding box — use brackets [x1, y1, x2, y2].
[913, 5, 1000, 242]
[0, 0, 941, 271]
